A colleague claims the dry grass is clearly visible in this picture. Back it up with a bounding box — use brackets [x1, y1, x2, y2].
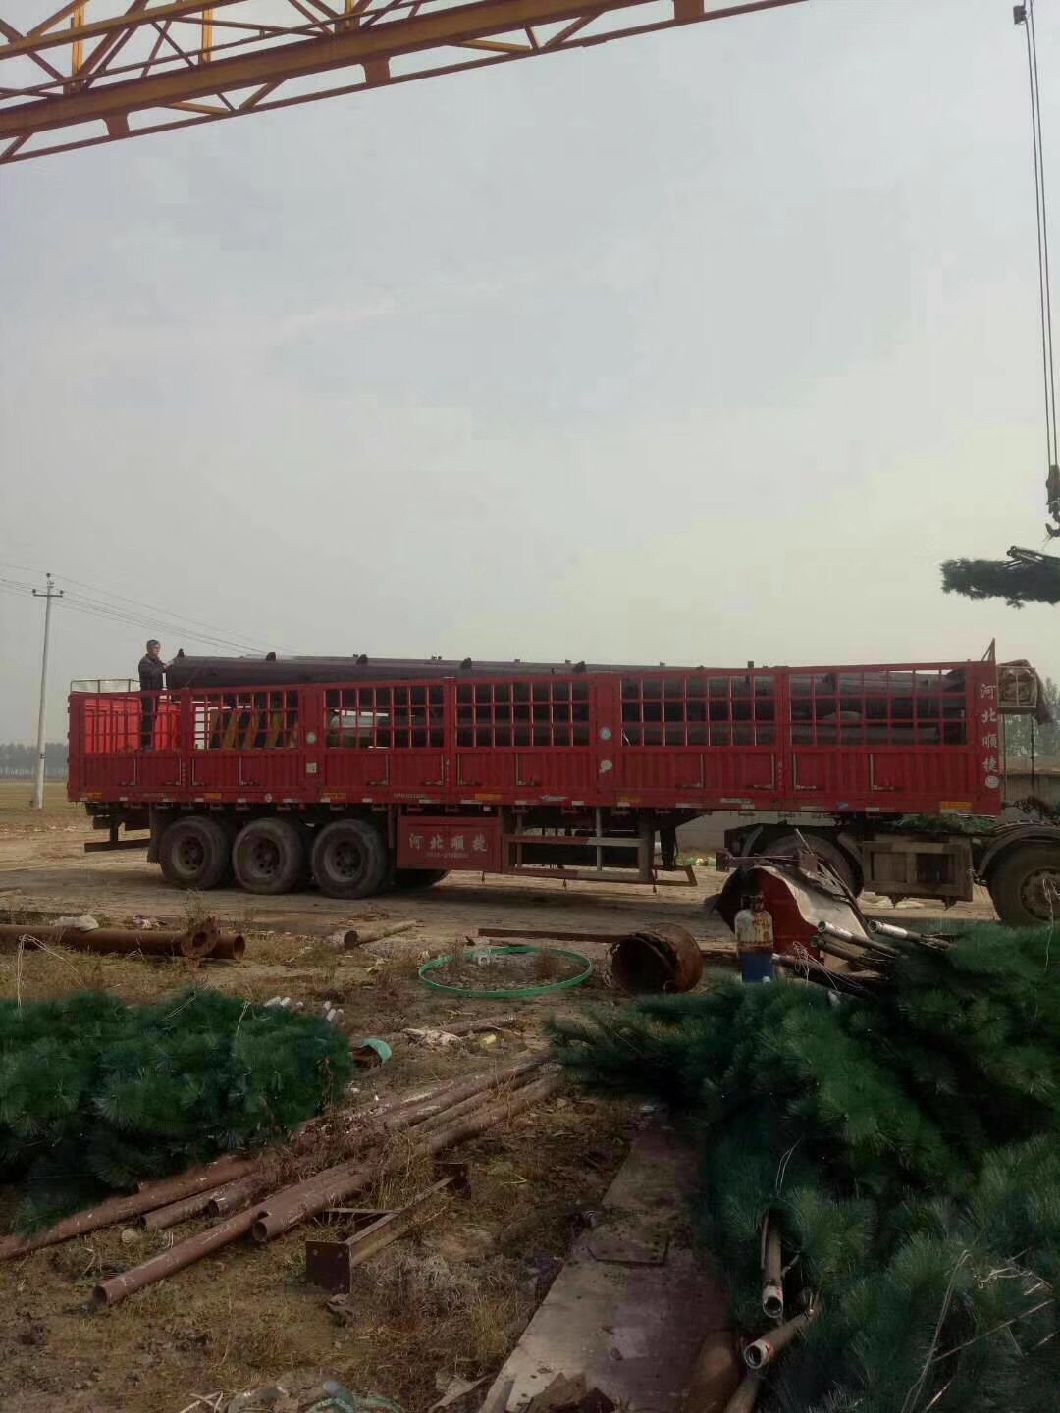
[0, 779, 77, 830]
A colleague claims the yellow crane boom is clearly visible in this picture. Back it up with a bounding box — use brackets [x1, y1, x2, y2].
[0, 0, 806, 164]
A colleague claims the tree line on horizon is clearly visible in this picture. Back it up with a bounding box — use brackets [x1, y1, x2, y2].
[0, 742, 69, 778]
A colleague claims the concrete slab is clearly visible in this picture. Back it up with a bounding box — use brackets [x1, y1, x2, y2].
[481, 1121, 733, 1413]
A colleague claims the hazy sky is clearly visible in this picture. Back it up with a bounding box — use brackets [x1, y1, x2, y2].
[2, 0, 1059, 741]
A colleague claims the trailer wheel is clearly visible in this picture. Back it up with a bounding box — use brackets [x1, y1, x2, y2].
[392, 868, 449, 891]
[312, 818, 388, 899]
[232, 817, 306, 896]
[159, 816, 231, 891]
[987, 844, 1060, 927]
[757, 830, 862, 896]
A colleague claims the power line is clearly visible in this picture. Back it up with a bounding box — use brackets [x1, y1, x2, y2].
[61, 592, 266, 654]
[59, 573, 272, 651]
[0, 569, 283, 655]
[2, 574, 257, 651]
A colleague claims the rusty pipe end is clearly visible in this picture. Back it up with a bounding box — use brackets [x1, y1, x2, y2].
[743, 1338, 772, 1371]
[250, 1215, 270, 1244]
[762, 1284, 784, 1321]
[201, 933, 245, 962]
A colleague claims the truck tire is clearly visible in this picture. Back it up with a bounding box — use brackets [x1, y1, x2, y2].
[987, 844, 1060, 927]
[232, 817, 306, 896]
[159, 815, 231, 891]
[312, 818, 389, 899]
[392, 868, 449, 891]
[757, 829, 862, 896]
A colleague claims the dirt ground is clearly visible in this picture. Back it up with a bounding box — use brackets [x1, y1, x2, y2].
[0, 784, 999, 1412]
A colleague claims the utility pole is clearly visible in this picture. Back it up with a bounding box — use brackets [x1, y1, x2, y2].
[31, 572, 63, 811]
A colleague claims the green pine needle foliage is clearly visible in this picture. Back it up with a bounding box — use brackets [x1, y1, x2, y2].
[0, 987, 352, 1229]
[551, 922, 1060, 1412]
[940, 552, 1060, 606]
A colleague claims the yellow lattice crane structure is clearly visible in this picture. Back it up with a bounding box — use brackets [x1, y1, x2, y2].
[0, 0, 805, 164]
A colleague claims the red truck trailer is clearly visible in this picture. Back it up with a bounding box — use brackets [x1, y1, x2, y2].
[68, 648, 1060, 926]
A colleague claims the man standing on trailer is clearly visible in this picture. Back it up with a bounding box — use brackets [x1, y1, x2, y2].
[138, 639, 167, 750]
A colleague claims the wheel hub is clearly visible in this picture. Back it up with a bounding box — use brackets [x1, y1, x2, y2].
[177, 838, 205, 872]
[1020, 865, 1060, 920]
[331, 841, 363, 880]
[249, 839, 280, 877]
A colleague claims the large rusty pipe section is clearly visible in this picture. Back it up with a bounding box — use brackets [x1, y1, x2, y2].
[609, 924, 704, 994]
[0, 922, 244, 961]
[92, 1068, 559, 1307]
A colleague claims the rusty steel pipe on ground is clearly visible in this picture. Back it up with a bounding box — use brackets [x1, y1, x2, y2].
[240, 1069, 545, 1234]
[205, 1173, 274, 1220]
[0, 922, 244, 961]
[250, 1072, 560, 1245]
[401, 1057, 544, 1123]
[0, 1067, 519, 1262]
[478, 926, 623, 944]
[0, 1154, 256, 1261]
[278, 1062, 548, 1210]
[343, 920, 419, 948]
[199, 933, 246, 961]
[90, 1067, 559, 1307]
[140, 1188, 228, 1232]
[94, 1206, 263, 1307]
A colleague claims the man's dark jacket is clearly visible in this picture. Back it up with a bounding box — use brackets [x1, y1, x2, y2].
[138, 655, 165, 692]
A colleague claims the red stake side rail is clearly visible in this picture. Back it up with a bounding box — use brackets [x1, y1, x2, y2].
[70, 657, 1009, 818]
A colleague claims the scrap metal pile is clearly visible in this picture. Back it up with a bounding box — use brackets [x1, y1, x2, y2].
[551, 919, 1060, 1412]
[0, 1051, 557, 1308]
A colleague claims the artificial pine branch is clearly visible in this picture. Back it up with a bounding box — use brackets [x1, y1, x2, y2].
[551, 921, 1060, 1411]
[940, 547, 1060, 607]
[0, 988, 352, 1229]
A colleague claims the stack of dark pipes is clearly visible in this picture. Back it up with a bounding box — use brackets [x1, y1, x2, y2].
[0, 919, 245, 961]
[0, 1056, 557, 1306]
[771, 918, 952, 996]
